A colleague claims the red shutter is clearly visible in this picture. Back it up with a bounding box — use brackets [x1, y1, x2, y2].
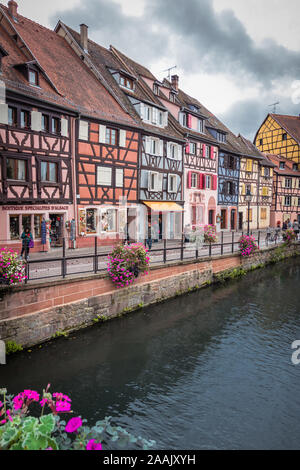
[213, 175, 217, 190]
[186, 143, 190, 154]
[187, 171, 192, 188]
[202, 144, 206, 157]
[187, 114, 192, 128]
[210, 146, 214, 159]
[197, 172, 202, 189]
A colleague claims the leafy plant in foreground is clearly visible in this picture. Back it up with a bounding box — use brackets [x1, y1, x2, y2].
[0, 387, 155, 451]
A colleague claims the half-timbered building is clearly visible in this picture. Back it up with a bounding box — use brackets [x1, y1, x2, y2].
[55, 23, 185, 240]
[235, 135, 269, 230]
[264, 154, 300, 227]
[150, 76, 219, 230]
[254, 113, 300, 165]
[257, 155, 275, 229]
[0, 2, 75, 250]
[0, 2, 143, 249]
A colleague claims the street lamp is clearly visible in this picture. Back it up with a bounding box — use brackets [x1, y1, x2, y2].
[245, 187, 252, 236]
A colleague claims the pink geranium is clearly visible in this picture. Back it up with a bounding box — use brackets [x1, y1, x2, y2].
[86, 439, 102, 450]
[65, 416, 83, 433]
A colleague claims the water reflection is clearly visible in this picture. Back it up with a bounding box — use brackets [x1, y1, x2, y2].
[1, 258, 300, 449]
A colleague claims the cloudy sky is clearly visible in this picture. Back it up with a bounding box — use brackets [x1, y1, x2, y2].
[14, 0, 300, 139]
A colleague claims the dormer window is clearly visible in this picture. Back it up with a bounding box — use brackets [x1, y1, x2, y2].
[188, 104, 199, 113]
[279, 162, 285, 169]
[179, 112, 187, 127]
[119, 75, 133, 90]
[198, 119, 204, 133]
[293, 163, 298, 171]
[153, 83, 159, 95]
[169, 92, 175, 103]
[29, 69, 39, 86]
[217, 131, 226, 143]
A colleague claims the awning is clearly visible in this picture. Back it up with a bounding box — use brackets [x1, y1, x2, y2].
[143, 201, 184, 212]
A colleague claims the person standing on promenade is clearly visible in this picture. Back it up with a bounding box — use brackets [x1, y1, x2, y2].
[146, 222, 154, 251]
[20, 227, 33, 260]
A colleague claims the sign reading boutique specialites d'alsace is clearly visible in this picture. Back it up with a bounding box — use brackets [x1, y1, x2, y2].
[1, 206, 70, 211]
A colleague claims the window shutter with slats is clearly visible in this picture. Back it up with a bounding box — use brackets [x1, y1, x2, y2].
[119, 129, 126, 147]
[31, 111, 42, 132]
[79, 120, 89, 141]
[99, 125, 106, 144]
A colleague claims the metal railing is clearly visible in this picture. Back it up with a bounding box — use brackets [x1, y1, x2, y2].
[21, 230, 288, 284]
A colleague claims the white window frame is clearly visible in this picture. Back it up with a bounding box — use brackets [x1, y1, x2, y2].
[285, 178, 292, 188]
[168, 174, 177, 193]
[191, 173, 198, 189]
[284, 195, 291, 206]
[190, 143, 196, 155]
[206, 175, 211, 189]
[198, 119, 204, 133]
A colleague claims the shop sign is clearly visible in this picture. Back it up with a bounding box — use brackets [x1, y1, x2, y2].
[2, 206, 69, 211]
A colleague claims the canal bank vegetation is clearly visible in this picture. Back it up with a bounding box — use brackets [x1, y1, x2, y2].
[0, 387, 155, 451]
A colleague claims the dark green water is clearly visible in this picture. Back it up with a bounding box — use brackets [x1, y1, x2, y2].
[1, 258, 300, 449]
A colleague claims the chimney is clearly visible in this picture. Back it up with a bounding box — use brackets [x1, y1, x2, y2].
[80, 24, 88, 52]
[8, 0, 18, 21]
[171, 74, 179, 91]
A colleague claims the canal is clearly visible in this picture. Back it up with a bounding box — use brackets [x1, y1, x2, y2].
[1, 258, 300, 449]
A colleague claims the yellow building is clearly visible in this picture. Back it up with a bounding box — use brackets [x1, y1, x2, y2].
[237, 135, 273, 230]
[254, 114, 300, 165]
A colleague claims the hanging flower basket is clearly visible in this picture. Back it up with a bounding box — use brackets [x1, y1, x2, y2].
[203, 224, 218, 243]
[107, 243, 150, 288]
[0, 248, 27, 285]
[239, 235, 259, 257]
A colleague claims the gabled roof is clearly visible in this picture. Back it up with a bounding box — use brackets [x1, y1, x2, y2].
[0, 4, 137, 125]
[58, 23, 183, 141]
[254, 113, 300, 147]
[264, 153, 300, 175]
[271, 113, 300, 145]
[236, 134, 264, 160]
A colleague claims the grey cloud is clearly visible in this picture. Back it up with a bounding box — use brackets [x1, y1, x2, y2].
[50, 0, 300, 86]
[49, 0, 300, 137]
[50, 0, 170, 65]
[148, 0, 300, 85]
[219, 95, 300, 141]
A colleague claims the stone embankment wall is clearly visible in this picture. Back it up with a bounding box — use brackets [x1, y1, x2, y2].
[0, 243, 299, 348]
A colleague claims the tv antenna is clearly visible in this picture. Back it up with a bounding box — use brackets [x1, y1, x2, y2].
[162, 65, 177, 80]
[268, 101, 280, 113]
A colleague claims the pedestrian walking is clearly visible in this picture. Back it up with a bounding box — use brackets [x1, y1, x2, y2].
[287, 219, 292, 229]
[146, 222, 154, 251]
[20, 227, 33, 260]
[282, 220, 287, 231]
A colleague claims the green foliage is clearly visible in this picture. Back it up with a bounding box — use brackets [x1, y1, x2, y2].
[0, 388, 155, 451]
[52, 331, 69, 339]
[5, 341, 23, 355]
[0, 414, 58, 450]
[215, 266, 247, 283]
